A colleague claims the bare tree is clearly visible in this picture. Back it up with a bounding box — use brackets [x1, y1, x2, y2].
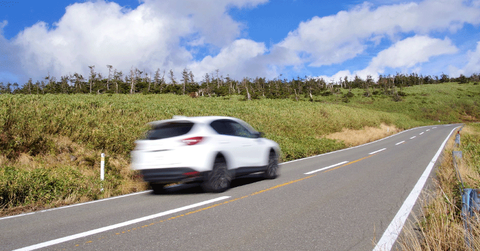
[182, 68, 189, 95]
[215, 69, 220, 88]
[27, 78, 33, 94]
[242, 78, 251, 100]
[154, 69, 160, 90]
[106, 65, 113, 91]
[113, 70, 122, 94]
[169, 69, 176, 85]
[129, 68, 136, 94]
[88, 65, 96, 94]
[189, 71, 195, 85]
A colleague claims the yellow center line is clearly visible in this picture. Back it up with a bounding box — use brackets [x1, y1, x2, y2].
[74, 154, 375, 248]
[323, 154, 376, 173]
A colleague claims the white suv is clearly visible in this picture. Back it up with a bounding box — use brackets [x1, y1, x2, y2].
[131, 116, 281, 193]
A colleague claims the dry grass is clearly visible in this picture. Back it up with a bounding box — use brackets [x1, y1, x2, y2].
[324, 123, 401, 147]
[397, 124, 480, 250]
[0, 135, 146, 217]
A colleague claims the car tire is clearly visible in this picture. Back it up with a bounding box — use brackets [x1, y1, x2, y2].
[151, 183, 166, 194]
[264, 151, 278, 179]
[202, 157, 231, 193]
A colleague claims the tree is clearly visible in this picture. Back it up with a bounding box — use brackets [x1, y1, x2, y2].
[106, 65, 113, 91]
[88, 65, 96, 94]
[27, 78, 33, 94]
[458, 74, 468, 84]
[113, 70, 122, 93]
[71, 73, 85, 93]
[146, 72, 152, 93]
[169, 69, 176, 85]
[182, 68, 189, 95]
[60, 75, 69, 93]
[129, 68, 136, 94]
[189, 71, 195, 86]
[153, 69, 165, 93]
[5, 83, 12, 94]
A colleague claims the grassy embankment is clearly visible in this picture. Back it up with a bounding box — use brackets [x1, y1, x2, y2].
[0, 82, 479, 216]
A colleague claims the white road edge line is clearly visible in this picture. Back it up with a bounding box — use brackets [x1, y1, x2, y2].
[13, 196, 231, 251]
[369, 148, 386, 155]
[304, 161, 349, 175]
[395, 141, 405, 146]
[373, 126, 459, 251]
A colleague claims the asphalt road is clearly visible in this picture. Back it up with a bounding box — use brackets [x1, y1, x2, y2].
[0, 124, 460, 251]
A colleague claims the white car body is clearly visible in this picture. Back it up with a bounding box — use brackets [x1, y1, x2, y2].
[131, 116, 280, 192]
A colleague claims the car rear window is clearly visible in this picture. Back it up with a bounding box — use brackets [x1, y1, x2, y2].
[146, 122, 194, 140]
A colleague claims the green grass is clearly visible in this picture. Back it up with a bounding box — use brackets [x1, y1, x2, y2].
[0, 82, 479, 215]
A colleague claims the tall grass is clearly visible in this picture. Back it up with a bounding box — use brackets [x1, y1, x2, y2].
[0, 94, 420, 160]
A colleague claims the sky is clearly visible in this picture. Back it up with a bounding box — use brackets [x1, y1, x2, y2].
[0, 0, 479, 84]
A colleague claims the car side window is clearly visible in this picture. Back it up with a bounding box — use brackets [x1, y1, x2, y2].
[228, 121, 256, 138]
[210, 120, 234, 136]
[211, 119, 256, 138]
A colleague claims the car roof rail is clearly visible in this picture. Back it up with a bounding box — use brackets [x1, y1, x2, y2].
[173, 115, 188, 119]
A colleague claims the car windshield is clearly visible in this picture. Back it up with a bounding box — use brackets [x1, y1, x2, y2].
[146, 122, 194, 140]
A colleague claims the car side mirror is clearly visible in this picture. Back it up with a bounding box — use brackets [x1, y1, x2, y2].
[256, 132, 264, 138]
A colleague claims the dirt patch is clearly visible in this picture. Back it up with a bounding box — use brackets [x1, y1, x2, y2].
[324, 123, 401, 147]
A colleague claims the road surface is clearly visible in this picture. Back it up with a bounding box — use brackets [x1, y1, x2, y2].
[0, 124, 459, 251]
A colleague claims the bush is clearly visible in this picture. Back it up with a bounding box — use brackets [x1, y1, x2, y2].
[0, 166, 99, 209]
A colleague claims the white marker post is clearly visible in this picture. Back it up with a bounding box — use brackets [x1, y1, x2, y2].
[100, 153, 105, 192]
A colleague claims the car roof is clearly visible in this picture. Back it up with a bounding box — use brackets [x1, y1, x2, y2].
[148, 116, 240, 127]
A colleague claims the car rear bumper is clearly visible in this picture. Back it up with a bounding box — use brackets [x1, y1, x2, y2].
[140, 168, 204, 184]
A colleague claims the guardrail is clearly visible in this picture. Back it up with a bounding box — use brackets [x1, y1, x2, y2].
[453, 126, 479, 250]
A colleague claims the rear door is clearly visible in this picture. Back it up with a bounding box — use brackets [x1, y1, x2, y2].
[132, 122, 194, 169]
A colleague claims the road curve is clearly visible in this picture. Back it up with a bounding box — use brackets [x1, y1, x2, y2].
[0, 124, 460, 251]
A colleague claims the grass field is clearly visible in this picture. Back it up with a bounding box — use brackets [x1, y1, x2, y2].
[1, 82, 479, 216]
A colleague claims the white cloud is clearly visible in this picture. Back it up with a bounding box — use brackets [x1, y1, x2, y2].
[315, 36, 458, 81]
[462, 41, 480, 75]
[6, 0, 267, 82]
[359, 35, 458, 76]
[1, 0, 479, 84]
[449, 41, 480, 76]
[277, 0, 480, 67]
[143, 0, 267, 47]
[188, 39, 267, 80]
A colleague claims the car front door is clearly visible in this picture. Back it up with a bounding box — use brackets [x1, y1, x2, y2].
[225, 120, 264, 168]
[210, 119, 265, 169]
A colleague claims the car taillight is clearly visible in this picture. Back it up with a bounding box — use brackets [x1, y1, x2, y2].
[183, 171, 200, 176]
[182, 137, 204, 145]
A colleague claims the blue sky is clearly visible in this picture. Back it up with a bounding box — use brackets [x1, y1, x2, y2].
[1, 0, 479, 84]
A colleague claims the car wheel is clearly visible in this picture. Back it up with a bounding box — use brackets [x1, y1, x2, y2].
[202, 157, 230, 193]
[151, 183, 166, 194]
[264, 151, 278, 179]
